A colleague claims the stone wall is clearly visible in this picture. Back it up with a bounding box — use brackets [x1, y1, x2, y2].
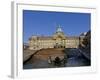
[28, 36, 80, 50]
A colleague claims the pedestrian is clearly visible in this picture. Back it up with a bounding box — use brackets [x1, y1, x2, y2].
[48, 56, 51, 64]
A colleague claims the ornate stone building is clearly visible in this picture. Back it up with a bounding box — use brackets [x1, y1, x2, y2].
[28, 26, 85, 50]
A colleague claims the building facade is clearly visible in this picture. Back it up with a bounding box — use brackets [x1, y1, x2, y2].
[28, 26, 85, 50]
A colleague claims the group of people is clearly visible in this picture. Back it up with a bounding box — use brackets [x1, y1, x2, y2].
[48, 56, 67, 67]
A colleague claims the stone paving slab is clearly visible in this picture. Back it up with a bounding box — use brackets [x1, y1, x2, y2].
[23, 48, 90, 69]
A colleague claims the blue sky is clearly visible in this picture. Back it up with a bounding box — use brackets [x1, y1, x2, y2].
[23, 10, 91, 43]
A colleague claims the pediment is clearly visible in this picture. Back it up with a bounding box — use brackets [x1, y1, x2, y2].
[53, 32, 66, 40]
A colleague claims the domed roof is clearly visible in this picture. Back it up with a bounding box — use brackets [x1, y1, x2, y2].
[56, 25, 63, 33]
[53, 25, 66, 39]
